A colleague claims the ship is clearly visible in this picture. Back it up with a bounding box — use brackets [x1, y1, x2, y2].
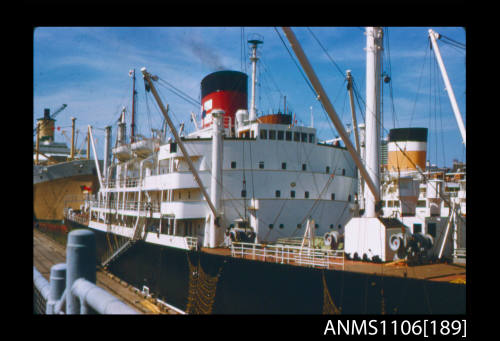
[64, 27, 466, 314]
[33, 106, 102, 235]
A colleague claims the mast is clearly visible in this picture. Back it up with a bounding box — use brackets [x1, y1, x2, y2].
[428, 29, 466, 147]
[281, 27, 380, 203]
[35, 122, 40, 165]
[130, 69, 137, 143]
[364, 27, 383, 218]
[103, 126, 111, 183]
[70, 117, 76, 160]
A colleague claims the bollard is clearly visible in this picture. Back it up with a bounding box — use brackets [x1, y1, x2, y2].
[66, 229, 96, 314]
[46, 263, 66, 314]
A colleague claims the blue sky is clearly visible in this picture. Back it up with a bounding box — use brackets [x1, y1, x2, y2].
[33, 27, 466, 167]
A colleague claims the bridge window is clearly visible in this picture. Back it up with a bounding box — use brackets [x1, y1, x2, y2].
[260, 129, 267, 139]
[326, 166, 330, 174]
[302, 164, 307, 171]
[259, 161, 264, 169]
[286, 131, 292, 141]
[342, 169, 346, 176]
[290, 190, 295, 198]
[275, 190, 281, 198]
[269, 130, 276, 140]
[301, 132, 307, 142]
[294, 132, 300, 141]
[282, 162, 287, 170]
[331, 193, 335, 200]
[309, 133, 315, 143]
[231, 161, 237, 169]
[305, 191, 310, 199]
[277, 130, 284, 140]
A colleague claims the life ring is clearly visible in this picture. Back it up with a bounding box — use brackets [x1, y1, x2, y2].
[324, 233, 333, 246]
[389, 233, 402, 251]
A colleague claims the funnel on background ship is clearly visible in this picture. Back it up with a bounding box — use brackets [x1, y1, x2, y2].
[387, 128, 428, 174]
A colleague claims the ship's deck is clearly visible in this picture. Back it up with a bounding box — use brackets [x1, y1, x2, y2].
[202, 247, 466, 283]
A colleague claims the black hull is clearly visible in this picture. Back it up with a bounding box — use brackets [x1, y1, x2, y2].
[83, 228, 465, 315]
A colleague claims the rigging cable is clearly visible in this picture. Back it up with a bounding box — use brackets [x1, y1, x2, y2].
[273, 27, 318, 100]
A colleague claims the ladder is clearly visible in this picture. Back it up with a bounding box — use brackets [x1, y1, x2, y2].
[101, 216, 146, 268]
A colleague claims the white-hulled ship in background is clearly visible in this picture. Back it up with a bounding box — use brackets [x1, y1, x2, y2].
[64, 27, 466, 314]
[34, 106, 102, 224]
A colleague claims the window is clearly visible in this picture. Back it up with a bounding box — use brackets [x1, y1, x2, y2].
[326, 166, 330, 174]
[427, 223, 436, 237]
[286, 131, 292, 141]
[290, 190, 295, 198]
[330, 224, 334, 229]
[315, 224, 319, 229]
[417, 200, 426, 208]
[241, 190, 247, 198]
[170, 142, 177, 153]
[301, 132, 307, 142]
[309, 133, 315, 143]
[269, 130, 276, 140]
[277, 131, 284, 140]
[279, 224, 284, 229]
[269, 224, 274, 229]
[305, 191, 310, 199]
[413, 223, 422, 234]
[331, 193, 335, 200]
[342, 169, 346, 176]
[297, 223, 301, 229]
[260, 129, 267, 139]
[282, 162, 287, 170]
[275, 190, 281, 198]
[231, 161, 237, 169]
[294, 132, 300, 141]
[348, 195, 352, 202]
[338, 224, 342, 229]
[259, 161, 264, 169]
[302, 164, 307, 171]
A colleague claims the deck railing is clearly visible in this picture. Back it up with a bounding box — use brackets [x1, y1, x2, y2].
[106, 177, 141, 189]
[89, 200, 160, 213]
[230, 242, 344, 270]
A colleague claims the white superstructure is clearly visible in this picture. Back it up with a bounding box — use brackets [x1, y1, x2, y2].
[87, 114, 358, 250]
